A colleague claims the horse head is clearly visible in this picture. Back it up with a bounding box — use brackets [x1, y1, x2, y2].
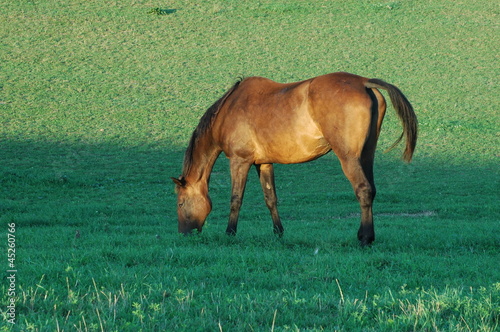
[171, 176, 212, 234]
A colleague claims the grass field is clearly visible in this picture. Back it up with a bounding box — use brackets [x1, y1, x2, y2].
[1, 0, 499, 331]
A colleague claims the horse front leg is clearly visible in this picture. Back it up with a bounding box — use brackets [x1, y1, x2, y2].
[255, 163, 284, 236]
[226, 159, 251, 235]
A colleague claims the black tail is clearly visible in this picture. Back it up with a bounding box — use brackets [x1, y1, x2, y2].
[365, 79, 418, 162]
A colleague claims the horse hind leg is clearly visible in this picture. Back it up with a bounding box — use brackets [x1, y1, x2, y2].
[337, 93, 379, 245]
[338, 155, 376, 246]
[255, 163, 284, 236]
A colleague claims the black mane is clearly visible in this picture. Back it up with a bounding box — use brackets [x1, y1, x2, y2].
[182, 79, 242, 176]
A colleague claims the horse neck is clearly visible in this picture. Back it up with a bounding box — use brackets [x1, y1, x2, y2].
[183, 133, 221, 186]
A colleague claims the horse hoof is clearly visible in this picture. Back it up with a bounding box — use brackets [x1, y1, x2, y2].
[358, 235, 375, 247]
[273, 227, 284, 238]
[359, 239, 373, 247]
[225, 228, 237, 236]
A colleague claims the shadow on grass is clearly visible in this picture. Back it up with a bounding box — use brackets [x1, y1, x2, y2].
[0, 138, 184, 229]
[1, 137, 498, 247]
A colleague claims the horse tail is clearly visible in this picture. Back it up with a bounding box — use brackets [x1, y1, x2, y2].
[365, 79, 418, 162]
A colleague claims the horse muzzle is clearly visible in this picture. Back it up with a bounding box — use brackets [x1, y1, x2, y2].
[178, 219, 203, 235]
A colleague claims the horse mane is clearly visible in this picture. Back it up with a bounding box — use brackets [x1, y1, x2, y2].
[182, 79, 243, 176]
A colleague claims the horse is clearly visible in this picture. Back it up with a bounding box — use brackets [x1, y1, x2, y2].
[172, 72, 417, 246]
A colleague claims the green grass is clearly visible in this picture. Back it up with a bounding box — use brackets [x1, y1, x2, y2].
[1, 0, 499, 331]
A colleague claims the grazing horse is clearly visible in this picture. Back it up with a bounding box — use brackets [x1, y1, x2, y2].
[172, 72, 417, 245]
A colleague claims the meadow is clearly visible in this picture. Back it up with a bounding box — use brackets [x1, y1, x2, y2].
[1, 0, 499, 331]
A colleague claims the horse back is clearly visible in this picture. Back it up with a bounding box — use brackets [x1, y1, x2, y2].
[212, 73, 382, 164]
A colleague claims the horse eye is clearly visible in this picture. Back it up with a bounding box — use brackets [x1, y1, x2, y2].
[178, 203, 184, 208]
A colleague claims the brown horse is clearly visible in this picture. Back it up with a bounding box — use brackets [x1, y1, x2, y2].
[172, 72, 417, 245]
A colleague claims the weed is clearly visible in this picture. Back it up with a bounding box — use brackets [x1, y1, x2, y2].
[147, 8, 176, 15]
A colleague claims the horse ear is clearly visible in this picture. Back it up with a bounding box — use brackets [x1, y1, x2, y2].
[171, 176, 187, 187]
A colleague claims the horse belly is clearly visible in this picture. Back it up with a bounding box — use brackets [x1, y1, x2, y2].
[254, 129, 331, 164]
